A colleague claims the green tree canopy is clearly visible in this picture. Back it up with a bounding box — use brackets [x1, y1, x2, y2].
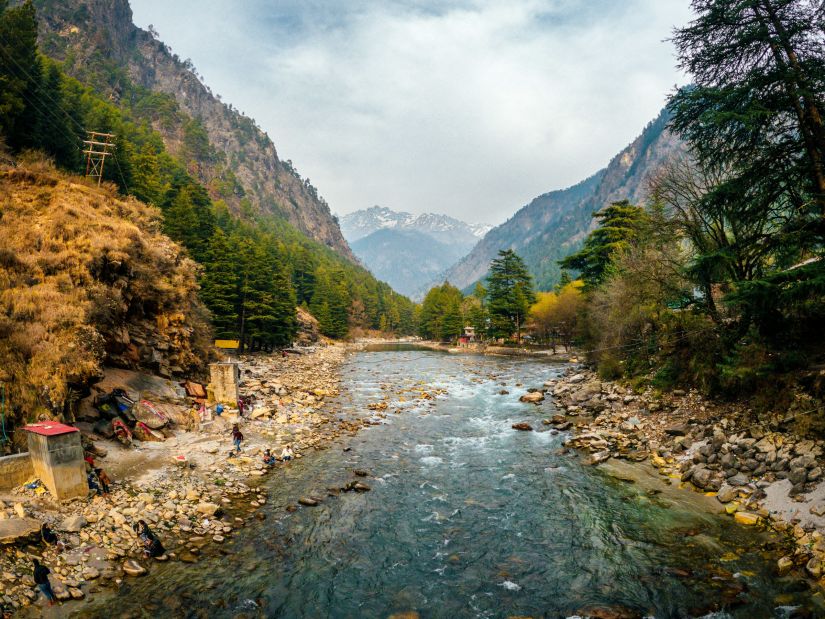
[559, 200, 649, 288]
[486, 249, 536, 342]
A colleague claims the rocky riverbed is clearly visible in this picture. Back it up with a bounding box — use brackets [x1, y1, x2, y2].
[0, 343, 369, 614]
[542, 366, 825, 600]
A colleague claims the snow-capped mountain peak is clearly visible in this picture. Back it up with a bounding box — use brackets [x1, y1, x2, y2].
[339, 206, 491, 244]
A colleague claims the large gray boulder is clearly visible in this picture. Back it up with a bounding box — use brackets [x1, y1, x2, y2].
[0, 518, 42, 545]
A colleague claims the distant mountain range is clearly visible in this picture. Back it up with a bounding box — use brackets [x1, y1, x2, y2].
[442, 109, 684, 292]
[340, 206, 491, 297]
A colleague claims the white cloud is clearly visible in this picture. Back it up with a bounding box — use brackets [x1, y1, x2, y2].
[130, 0, 692, 224]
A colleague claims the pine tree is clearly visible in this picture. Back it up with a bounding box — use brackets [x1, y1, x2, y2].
[441, 296, 463, 341]
[0, 1, 40, 151]
[559, 201, 648, 288]
[668, 0, 825, 337]
[199, 229, 239, 339]
[669, 0, 825, 221]
[486, 249, 536, 342]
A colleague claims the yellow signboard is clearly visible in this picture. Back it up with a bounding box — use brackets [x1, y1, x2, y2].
[214, 339, 240, 349]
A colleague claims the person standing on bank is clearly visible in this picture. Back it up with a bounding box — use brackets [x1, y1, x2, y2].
[232, 423, 243, 453]
[33, 558, 57, 606]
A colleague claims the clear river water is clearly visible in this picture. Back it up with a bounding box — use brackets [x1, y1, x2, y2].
[78, 346, 815, 618]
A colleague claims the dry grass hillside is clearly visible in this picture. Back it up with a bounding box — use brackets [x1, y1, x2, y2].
[0, 161, 212, 436]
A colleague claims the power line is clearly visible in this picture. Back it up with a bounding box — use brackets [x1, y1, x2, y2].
[0, 37, 130, 191]
[0, 32, 87, 134]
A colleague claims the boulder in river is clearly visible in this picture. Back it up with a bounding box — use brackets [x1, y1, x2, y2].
[122, 560, 147, 576]
[733, 511, 760, 526]
[299, 497, 319, 506]
[716, 485, 739, 504]
[519, 392, 544, 404]
[512, 423, 533, 431]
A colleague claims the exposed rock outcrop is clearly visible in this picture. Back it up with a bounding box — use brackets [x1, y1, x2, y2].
[35, 0, 355, 261]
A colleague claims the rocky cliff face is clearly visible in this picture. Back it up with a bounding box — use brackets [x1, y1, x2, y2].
[0, 163, 213, 425]
[442, 110, 683, 291]
[33, 0, 355, 260]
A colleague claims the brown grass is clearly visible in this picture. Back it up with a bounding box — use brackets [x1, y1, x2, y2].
[0, 164, 212, 441]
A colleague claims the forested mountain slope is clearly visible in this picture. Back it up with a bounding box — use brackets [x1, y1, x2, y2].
[350, 228, 470, 298]
[444, 110, 683, 291]
[31, 0, 354, 259]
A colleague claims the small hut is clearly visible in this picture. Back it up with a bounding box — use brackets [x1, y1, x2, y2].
[23, 422, 87, 501]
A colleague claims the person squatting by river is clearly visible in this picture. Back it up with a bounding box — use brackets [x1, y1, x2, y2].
[32, 558, 57, 607]
[280, 444, 294, 461]
[133, 520, 165, 559]
[41, 523, 65, 551]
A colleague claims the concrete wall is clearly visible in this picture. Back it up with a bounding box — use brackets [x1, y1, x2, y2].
[27, 432, 87, 501]
[0, 452, 34, 490]
[210, 362, 239, 404]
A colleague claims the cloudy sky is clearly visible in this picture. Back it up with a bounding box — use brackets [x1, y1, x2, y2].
[130, 0, 692, 225]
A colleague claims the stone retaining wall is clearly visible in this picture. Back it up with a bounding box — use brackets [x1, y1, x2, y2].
[0, 453, 33, 490]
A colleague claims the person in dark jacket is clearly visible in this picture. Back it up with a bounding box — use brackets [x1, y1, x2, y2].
[232, 424, 243, 453]
[133, 520, 165, 558]
[33, 558, 56, 606]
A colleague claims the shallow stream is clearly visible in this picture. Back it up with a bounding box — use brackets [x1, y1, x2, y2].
[79, 346, 814, 618]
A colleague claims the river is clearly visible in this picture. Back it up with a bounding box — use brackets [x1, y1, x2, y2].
[78, 346, 814, 618]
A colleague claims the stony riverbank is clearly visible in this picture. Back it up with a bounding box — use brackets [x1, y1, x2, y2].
[0, 343, 368, 614]
[538, 366, 825, 600]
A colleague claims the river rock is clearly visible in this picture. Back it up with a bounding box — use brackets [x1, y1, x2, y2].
[664, 425, 688, 437]
[691, 468, 713, 489]
[511, 423, 533, 431]
[519, 392, 544, 404]
[727, 472, 749, 486]
[777, 556, 794, 576]
[298, 497, 319, 506]
[195, 502, 221, 517]
[122, 560, 147, 576]
[733, 511, 760, 526]
[789, 467, 808, 485]
[353, 482, 371, 492]
[716, 485, 739, 503]
[810, 503, 825, 517]
[0, 518, 42, 545]
[57, 514, 86, 533]
[588, 451, 611, 465]
[806, 556, 823, 578]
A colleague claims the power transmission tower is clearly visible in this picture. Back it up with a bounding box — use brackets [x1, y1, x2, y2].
[82, 131, 115, 185]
